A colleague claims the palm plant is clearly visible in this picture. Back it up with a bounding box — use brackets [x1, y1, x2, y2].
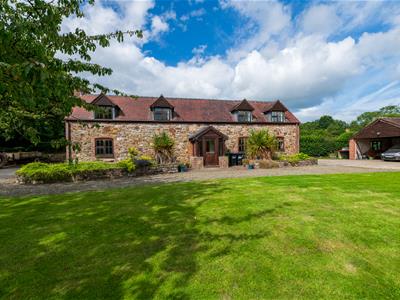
[152, 132, 175, 164]
[246, 129, 277, 160]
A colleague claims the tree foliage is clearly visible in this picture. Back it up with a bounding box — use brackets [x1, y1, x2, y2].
[246, 129, 277, 159]
[0, 0, 141, 146]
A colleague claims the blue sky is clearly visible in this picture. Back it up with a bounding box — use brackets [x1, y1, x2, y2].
[62, 0, 400, 121]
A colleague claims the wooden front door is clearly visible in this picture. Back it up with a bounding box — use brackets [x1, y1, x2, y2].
[204, 138, 218, 166]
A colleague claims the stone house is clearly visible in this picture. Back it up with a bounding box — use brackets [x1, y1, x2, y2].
[66, 94, 300, 168]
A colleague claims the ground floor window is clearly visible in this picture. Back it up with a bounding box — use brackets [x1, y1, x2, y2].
[238, 137, 247, 152]
[277, 137, 285, 151]
[95, 139, 114, 157]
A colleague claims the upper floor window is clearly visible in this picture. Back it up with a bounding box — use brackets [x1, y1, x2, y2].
[153, 108, 172, 121]
[94, 106, 114, 119]
[266, 111, 285, 122]
[237, 111, 252, 122]
[95, 139, 114, 157]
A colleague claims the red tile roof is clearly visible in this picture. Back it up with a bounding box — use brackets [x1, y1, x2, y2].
[67, 95, 300, 124]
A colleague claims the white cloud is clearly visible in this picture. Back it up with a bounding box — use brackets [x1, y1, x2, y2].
[300, 5, 342, 37]
[151, 16, 169, 35]
[61, 0, 400, 122]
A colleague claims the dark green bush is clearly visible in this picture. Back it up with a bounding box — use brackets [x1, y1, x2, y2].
[17, 161, 130, 183]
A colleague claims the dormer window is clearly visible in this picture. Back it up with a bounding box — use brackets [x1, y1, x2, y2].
[264, 100, 287, 123]
[153, 107, 172, 121]
[270, 111, 285, 122]
[91, 94, 118, 120]
[150, 95, 174, 122]
[237, 111, 252, 122]
[231, 99, 254, 123]
[94, 106, 115, 119]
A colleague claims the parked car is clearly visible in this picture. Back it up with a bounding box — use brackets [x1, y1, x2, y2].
[381, 145, 400, 161]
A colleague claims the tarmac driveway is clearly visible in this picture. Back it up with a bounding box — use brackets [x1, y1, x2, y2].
[319, 159, 400, 170]
[0, 167, 18, 181]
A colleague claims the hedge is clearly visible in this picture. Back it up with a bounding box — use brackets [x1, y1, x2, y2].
[16, 161, 128, 183]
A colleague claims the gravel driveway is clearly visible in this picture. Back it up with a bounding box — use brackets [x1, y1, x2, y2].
[1, 162, 398, 197]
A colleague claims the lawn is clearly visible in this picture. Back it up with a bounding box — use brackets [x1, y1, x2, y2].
[0, 173, 399, 299]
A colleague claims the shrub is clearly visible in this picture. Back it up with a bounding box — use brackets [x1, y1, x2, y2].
[128, 147, 140, 158]
[246, 129, 277, 159]
[279, 153, 311, 164]
[117, 159, 136, 173]
[153, 132, 175, 164]
[17, 161, 126, 183]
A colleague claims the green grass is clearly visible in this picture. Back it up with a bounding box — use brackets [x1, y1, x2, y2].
[1, 173, 399, 299]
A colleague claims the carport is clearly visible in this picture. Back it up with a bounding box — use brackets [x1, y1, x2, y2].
[349, 118, 400, 159]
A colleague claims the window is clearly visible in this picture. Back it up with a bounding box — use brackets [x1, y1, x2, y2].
[371, 141, 382, 151]
[95, 139, 114, 157]
[277, 137, 285, 151]
[266, 111, 285, 122]
[94, 106, 114, 119]
[153, 108, 172, 121]
[237, 111, 252, 122]
[238, 137, 247, 152]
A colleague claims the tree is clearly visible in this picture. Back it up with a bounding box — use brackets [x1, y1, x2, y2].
[152, 132, 175, 164]
[0, 0, 142, 146]
[350, 105, 400, 130]
[246, 129, 277, 160]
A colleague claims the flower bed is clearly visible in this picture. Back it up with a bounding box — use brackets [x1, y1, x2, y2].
[242, 153, 318, 169]
[16, 161, 178, 184]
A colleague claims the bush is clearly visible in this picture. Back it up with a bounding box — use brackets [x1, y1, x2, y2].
[153, 132, 175, 164]
[17, 161, 128, 183]
[279, 153, 311, 164]
[117, 159, 136, 173]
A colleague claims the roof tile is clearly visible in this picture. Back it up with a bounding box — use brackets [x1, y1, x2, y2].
[68, 95, 300, 124]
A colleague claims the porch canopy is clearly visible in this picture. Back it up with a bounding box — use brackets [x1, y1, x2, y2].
[189, 126, 228, 166]
[351, 118, 400, 159]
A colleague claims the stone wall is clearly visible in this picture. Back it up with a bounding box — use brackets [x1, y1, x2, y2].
[67, 121, 300, 163]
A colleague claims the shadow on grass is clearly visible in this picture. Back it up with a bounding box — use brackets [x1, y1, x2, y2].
[0, 181, 271, 299]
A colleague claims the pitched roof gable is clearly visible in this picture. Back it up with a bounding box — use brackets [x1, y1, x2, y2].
[189, 126, 229, 141]
[230, 99, 255, 112]
[150, 95, 174, 109]
[263, 100, 288, 113]
[91, 94, 117, 106]
[353, 117, 400, 139]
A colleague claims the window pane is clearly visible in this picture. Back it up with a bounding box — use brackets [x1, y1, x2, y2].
[95, 106, 114, 119]
[237, 111, 251, 122]
[238, 137, 247, 152]
[154, 108, 171, 121]
[95, 139, 113, 157]
[270, 111, 285, 122]
[206, 140, 215, 153]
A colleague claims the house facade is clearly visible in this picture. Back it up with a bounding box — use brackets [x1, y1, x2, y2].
[66, 94, 300, 167]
